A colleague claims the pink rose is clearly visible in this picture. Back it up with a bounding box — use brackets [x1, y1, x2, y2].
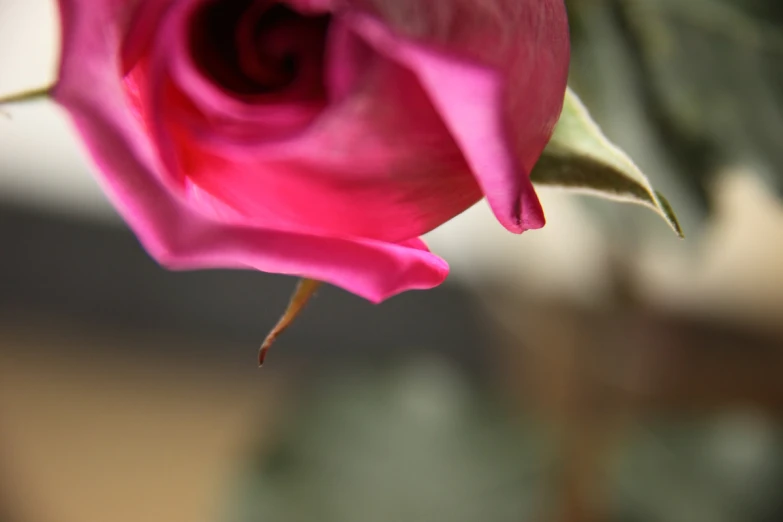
[53, 0, 570, 302]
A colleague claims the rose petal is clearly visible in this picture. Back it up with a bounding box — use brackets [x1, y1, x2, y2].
[121, 0, 177, 74]
[141, 7, 483, 242]
[346, 0, 570, 232]
[347, 14, 543, 231]
[54, 0, 449, 302]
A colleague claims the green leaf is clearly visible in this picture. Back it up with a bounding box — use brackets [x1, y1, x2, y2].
[532, 88, 684, 238]
[564, 0, 783, 219]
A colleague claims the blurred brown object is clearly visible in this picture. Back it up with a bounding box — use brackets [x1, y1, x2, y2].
[0, 318, 289, 522]
[484, 266, 783, 522]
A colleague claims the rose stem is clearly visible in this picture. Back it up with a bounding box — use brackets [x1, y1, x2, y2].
[259, 278, 322, 367]
[0, 85, 52, 117]
[0, 85, 52, 105]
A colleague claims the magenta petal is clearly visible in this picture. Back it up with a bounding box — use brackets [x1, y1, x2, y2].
[345, 4, 570, 233]
[138, 8, 483, 243]
[53, 0, 448, 302]
[401, 47, 546, 232]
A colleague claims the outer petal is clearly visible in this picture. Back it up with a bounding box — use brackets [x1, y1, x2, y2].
[53, 0, 448, 302]
[346, 0, 571, 232]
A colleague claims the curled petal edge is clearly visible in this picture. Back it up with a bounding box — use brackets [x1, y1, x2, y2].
[346, 14, 548, 233]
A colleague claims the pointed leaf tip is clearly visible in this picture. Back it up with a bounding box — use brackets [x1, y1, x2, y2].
[259, 278, 322, 367]
[532, 88, 684, 238]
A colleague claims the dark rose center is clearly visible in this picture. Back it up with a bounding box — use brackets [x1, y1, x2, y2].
[189, 0, 330, 97]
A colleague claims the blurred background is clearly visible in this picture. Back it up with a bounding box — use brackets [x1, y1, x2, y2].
[1, 0, 783, 521]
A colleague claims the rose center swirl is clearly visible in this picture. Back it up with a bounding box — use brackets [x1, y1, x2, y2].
[189, 0, 330, 98]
